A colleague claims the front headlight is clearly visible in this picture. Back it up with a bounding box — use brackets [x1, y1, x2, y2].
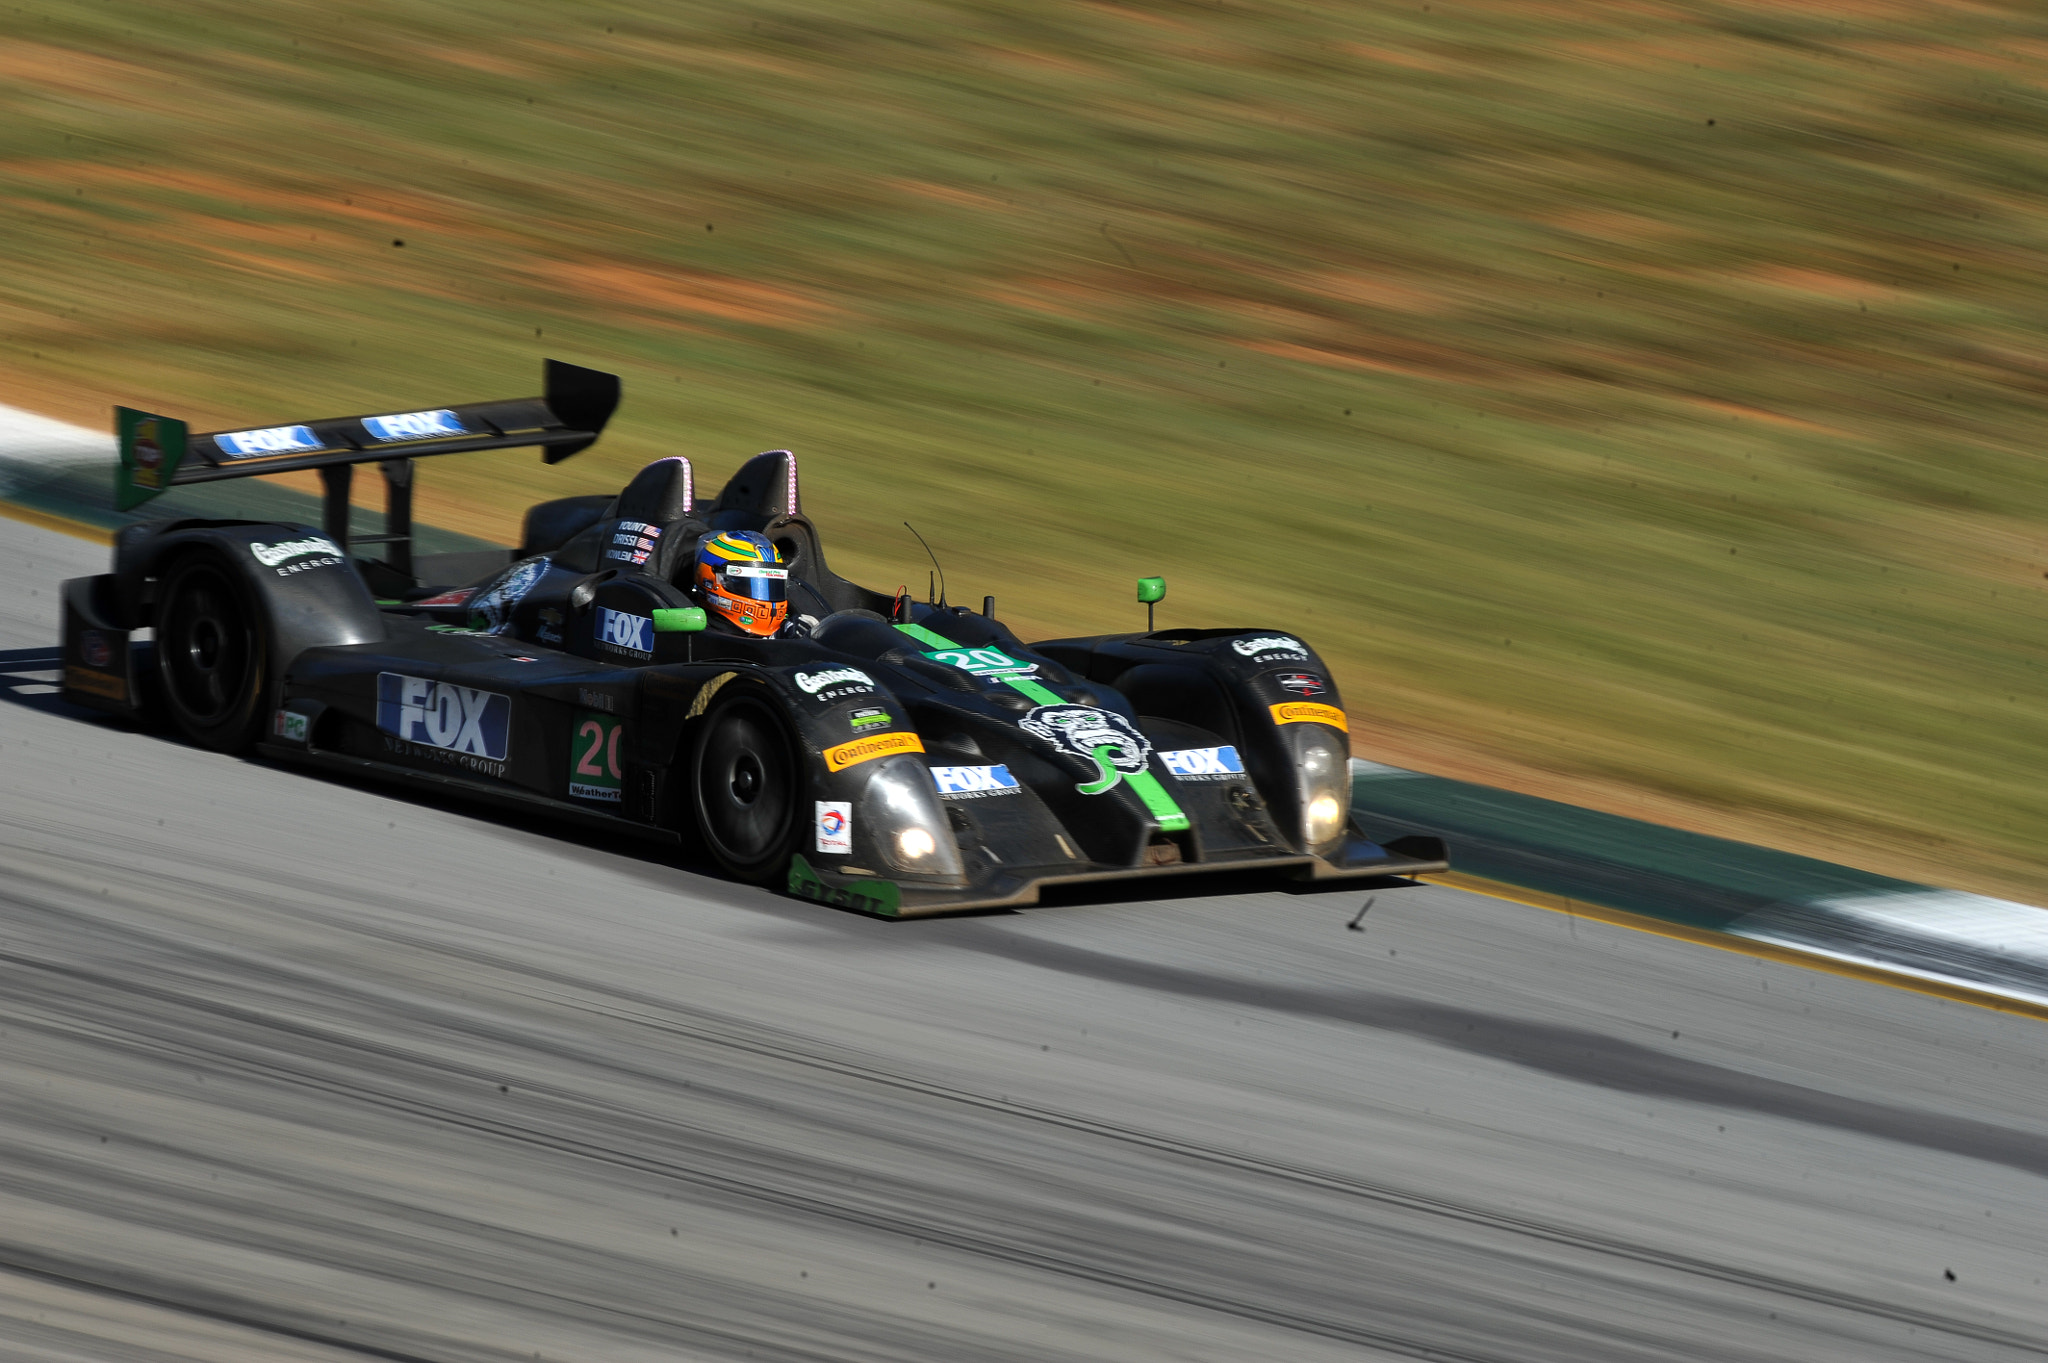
[896, 825, 937, 862]
[1291, 734, 1349, 854]
[857, 755, 966, 880]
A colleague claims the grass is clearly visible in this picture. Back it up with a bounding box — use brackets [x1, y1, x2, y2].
[4, 0, 2048, 901]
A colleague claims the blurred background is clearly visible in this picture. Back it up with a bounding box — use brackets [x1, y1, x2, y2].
[2, 0, 2045, 900]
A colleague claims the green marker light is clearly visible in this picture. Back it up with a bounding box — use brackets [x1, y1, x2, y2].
[652, 607, 707, 633]
[1136, 576, 1165, 631]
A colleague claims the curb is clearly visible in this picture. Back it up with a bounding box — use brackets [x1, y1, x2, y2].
[1353, 760, 2048, 1016]
[1423, 870, 2048, 1023]
[0, 497, 112, 545]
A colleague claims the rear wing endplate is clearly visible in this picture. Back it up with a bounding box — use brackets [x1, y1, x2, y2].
[113, 359, 619, 574]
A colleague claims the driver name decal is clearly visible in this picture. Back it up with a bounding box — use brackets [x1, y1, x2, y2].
[376, 672, 511, 775]
[605, 520, 661, 567]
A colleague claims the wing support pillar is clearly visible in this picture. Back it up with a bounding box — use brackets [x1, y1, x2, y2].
[376, 457, 414, 576]
[319, 463, 353, 550]
[319, 458, 416, 573]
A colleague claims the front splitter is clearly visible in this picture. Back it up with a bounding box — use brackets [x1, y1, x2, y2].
[787, 847, 1451, 918]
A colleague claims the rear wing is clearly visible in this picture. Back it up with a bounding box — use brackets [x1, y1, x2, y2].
[114, 359, 619, 574]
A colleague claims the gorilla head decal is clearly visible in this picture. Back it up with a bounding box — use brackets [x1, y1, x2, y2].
[467, 556, 550, 635]
[1019, 704, 1153, 794]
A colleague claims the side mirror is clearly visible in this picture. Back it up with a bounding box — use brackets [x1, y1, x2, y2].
[1136, 576, 1165, 631]
[568, 568, 617, 611]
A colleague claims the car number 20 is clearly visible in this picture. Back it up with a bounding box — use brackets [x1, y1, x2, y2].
[569, 712, 623, 801]
[927, 646, 1034, 677]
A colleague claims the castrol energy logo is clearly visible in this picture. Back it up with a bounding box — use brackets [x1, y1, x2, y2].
[795, 667, 873, 695]
[249, 536, 343, 568]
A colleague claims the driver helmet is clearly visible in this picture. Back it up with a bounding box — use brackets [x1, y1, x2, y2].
[693, 530, 789, 636]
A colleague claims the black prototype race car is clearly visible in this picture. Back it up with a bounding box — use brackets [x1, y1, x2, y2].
[59, 362, 1449, 916]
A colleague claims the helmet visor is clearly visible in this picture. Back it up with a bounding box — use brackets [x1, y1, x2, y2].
[718, 562, 788, 603]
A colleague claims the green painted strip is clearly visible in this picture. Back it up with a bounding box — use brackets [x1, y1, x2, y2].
[1126, 769, 1191, 832]
[894, 620, 1191, 828]
[1003, 675, 1065, 705]
[892, 621, 954, 649]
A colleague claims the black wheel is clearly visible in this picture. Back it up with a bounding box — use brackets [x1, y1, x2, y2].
[689, 689, 801, 882]
[156, 555, 267, 752]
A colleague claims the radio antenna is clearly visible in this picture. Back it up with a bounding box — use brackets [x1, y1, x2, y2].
[904, 522, 946, 607]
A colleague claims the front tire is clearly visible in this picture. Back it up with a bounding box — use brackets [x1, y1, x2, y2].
[690, 689, 801, 882]
[156, 555, 267, 753]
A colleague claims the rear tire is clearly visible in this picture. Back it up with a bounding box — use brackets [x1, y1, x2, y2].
[156, 555, 267, 753]
[690, 689, 801, 882]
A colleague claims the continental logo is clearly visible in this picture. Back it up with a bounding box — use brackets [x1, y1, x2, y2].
[64, 666, 127, 701]
[1269, 700, 1348, 732]
[822, 731, 926, 772]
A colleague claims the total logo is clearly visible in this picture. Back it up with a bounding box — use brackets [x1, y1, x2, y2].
[597, 607, 654, 656]
[794, 666, 875, 699]
[214, 424, 322, 459]
[363, 408, 466, 442]
[815, 800, 853, 854]
[1273, 671, 1327, 696]
[248, 536, 345, 574]
[375, 672, 511, 771]
[79, 630, 113, 668]
[1161, 745, 1245, 780]
[1232, 634, 1309, 661]
[930, 764, 1020, 798]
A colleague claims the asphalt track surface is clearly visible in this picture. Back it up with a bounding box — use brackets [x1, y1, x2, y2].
[1, 515, 2046, 1363]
